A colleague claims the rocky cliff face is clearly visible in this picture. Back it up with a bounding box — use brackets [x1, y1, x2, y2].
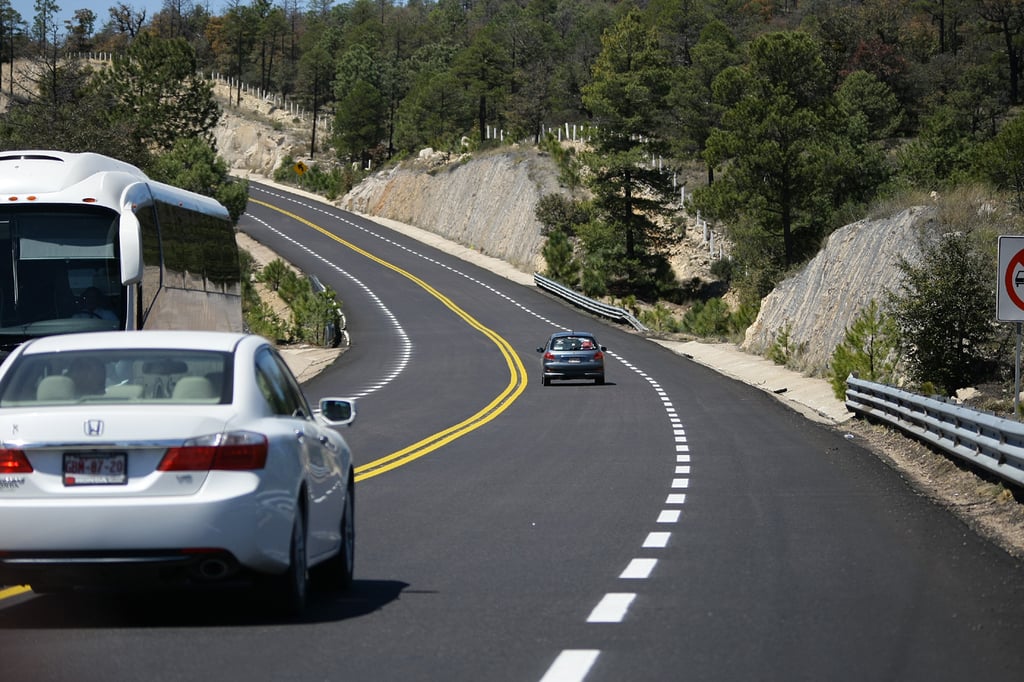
[340, 148, 562, 273]
[212, 82, 313, 177]
[741, 207, 932, 376]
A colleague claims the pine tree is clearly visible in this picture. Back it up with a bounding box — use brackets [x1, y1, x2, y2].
[542, 229, 579, 288]
[580, 9, 677, 297]
[829, 300, 901, 400]
[94, 33, 220, 153]
[889, 230, 994, 395]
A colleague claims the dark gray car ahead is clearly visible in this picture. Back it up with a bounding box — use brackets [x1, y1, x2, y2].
[537, 331, 606, 385]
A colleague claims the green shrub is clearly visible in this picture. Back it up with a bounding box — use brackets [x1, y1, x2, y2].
[829, 300, 900, 400]
[247, 299, 289, 341]
[580, 254, 608, 298]
[542, 230, 580, 287]
[767, 322, 805, 366]
[259, 259, 289, 291]
[535, 193, 591, 237]
[681, 298, 731, 338]
[273, 157, 358, 200]
[888, 228, 993, 395]
[709, 256, 735, 282]
[538, 133, 583, 190]
[241, 251, 342, 346]
[641, 303, 681, 333]
[728, 299, 760, 337]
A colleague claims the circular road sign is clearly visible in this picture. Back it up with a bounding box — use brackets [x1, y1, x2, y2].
[998, 236, 1024, 321]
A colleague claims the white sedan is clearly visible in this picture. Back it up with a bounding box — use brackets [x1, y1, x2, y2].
[0, 330, 356, 613]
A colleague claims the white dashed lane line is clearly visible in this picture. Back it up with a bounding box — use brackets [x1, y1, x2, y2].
[245, 212, 411, 398]
[619, 558, 658, 580]
[657, 510, 681, 523]
[539, 650, 600, 682]
[586, 593, 637, 623]
[542, 373, 688, 681]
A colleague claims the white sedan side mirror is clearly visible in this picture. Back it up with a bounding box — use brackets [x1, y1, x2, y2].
[318, 397, 357, 427]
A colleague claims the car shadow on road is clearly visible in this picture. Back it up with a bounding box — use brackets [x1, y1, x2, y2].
[0, 579, 408, 628]
[540, 381, 615, 387]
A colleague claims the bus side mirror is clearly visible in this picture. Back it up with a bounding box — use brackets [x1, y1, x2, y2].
[119, 209, 143, 284]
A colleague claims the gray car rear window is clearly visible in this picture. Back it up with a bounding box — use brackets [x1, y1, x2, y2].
[551, 336, 596, 351]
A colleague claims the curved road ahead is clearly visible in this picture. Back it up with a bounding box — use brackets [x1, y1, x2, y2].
[3, 182, 1024, 682]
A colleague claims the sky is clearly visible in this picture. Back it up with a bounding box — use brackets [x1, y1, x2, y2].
[10, 0, 226, 31]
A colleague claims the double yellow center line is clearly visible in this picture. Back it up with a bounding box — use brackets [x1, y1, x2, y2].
[0, 585, 30, 599]
[250, 199, 528, 481]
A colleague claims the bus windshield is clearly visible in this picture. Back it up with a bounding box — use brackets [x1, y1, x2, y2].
[0, 205, 123, 346]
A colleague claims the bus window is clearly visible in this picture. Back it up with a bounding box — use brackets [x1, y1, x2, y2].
[0, 151, 241, 348]
[0, 206, 122, 332]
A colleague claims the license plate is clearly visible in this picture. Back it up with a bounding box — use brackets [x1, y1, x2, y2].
[567, 358, 582, 363]
[63, 452, 127, 486]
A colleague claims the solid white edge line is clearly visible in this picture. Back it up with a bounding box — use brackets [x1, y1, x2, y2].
[587, 593, 637, 623]
[539, 650, 601, 682]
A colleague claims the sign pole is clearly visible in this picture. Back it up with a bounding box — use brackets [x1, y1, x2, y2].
[1017, 322, 1022, 420]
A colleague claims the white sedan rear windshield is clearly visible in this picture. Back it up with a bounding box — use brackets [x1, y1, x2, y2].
[0, 349, 231, 406]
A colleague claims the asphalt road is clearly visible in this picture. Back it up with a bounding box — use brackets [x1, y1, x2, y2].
[2, 182, 1024, 681]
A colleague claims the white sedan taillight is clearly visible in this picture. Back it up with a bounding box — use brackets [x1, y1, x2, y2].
[0, 448, 32, 473]
[158, 432, 268, 471]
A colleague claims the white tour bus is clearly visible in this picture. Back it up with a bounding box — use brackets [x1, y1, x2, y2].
[0, 150, 242, 355]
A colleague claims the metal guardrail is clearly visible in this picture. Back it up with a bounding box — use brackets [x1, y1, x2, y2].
[845, 374, 1024, 487]
[533, 273, 648, 332]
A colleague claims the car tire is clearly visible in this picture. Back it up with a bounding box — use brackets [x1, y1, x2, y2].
[542, 375, 551, 386]
[595, 375, 605, 385]
[270, 508, 308, 615]
[316, 477, 355, 591]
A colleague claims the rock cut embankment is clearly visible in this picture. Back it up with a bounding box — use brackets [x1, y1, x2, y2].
[340, 148, 561, 273]
[742, 207, 931, 376]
